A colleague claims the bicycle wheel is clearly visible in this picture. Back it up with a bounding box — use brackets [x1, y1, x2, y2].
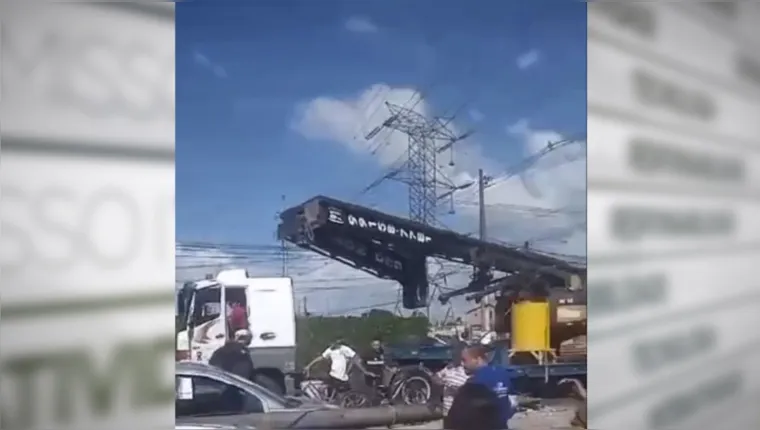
[337, 390, 370, 408]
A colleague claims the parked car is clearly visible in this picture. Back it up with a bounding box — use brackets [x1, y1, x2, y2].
[175, 361, 439, 429]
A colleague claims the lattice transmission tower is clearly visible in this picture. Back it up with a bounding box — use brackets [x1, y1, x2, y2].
[365, 102, 473, 225]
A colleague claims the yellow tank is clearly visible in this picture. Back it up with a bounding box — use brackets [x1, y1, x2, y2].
[510, 300, 551, 352]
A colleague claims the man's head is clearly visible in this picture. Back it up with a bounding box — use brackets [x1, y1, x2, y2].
[461, 345, 489, 373]
[233, 329, 252, 346]
[330, 339, 345, 350]
[371, 338, 382, 351]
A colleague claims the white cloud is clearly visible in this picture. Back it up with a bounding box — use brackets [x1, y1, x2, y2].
[291, 84, 424, 166]
[516, 49, 541, 70]
[344, 16, 379, 34]
[292, 84, 586, 256]
[468, 108, 485, 123]
[193, 50, 228, 78]
[179, 84, 585, 318]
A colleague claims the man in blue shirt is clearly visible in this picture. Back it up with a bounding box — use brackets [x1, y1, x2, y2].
[461, 345, 515, 428]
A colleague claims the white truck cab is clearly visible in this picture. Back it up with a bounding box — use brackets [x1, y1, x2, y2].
[175, 269, 297, 394]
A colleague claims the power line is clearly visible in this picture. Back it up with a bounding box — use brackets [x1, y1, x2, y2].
[352, 33, 504, 208]
[361, 27, 456, 161]
[453, 201, 585, 220]
[473, 136, 586, 197]
[364, 102, 472, 225]
[322, 300, 398, 316]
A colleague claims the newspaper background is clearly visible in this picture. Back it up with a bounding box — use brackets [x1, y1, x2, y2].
[588, 2, 760, 429]
[1, 3, 175, 430]
[3, 2, 760, 430]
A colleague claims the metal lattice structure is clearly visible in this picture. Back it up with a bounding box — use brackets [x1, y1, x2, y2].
[365, 102, 472, 225]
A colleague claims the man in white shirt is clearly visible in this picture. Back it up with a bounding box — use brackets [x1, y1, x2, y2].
[304, 340, 376, 395]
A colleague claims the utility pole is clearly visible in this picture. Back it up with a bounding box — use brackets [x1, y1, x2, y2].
[280, 240, 287, 277]
[478, 168, 491, 332]
[279, 194, 288, 277]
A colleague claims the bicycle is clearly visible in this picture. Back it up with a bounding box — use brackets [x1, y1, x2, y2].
[364, 364, 439, 406]
[300, 371, 370, 408]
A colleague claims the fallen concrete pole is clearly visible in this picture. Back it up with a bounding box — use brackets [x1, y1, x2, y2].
[289, 404, 442, 428]
[185, 404, 442, 429]
[559, 378, 587, 428]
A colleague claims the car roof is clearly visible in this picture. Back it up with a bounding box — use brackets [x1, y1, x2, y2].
[176, 425, 255, 430]
[176, 361, 289, 405]
[176, 361, 226, 376]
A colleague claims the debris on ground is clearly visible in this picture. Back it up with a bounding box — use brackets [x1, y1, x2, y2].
[510, 403, 579, 429]
[558, 378, 587, 428]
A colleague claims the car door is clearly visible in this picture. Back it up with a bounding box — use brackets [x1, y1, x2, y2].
[175, 374, 266, 418]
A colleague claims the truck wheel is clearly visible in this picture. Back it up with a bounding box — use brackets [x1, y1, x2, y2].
[255, 373, 284, 395]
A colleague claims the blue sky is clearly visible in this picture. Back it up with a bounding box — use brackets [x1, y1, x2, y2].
[176, 0, 587, 249]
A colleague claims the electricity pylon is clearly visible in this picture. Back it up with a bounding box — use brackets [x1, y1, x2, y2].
[365, 101, 473, 225]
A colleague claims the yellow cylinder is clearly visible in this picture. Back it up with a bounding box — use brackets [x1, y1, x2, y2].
[511, 300, 551, 352]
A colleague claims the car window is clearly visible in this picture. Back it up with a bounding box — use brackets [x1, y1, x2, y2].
[219, 368, 294, 405]
[175, 375, 264, 417]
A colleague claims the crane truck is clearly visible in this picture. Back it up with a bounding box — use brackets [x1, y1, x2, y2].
[175, 269, 297, 394]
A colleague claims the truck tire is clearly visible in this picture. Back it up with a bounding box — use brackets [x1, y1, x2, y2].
[255, 373, 284, 395]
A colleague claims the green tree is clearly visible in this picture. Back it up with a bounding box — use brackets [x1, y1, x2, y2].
[295, 310, 429, 368]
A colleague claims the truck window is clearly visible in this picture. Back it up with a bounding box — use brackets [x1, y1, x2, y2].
[189, 286, 248, 327]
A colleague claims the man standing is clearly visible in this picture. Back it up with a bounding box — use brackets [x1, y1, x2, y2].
[305, 340, 376, 395]
[208, 329, 256, 381]
[460, 345, 515, 428]
[228, 302, 248, 333]
[361, 338, 386, 387]
[444, 382, 503, 430]
[434, 361, 469, 419]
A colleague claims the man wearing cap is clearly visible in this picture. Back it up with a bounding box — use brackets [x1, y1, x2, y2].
[209, 329, 256, 381]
